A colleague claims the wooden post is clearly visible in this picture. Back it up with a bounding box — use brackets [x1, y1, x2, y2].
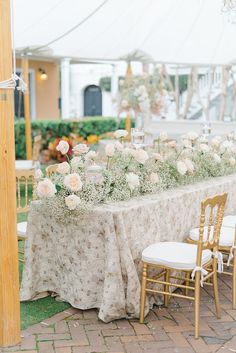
[22, 57, 32, 159]
[0, 0, 21, 347]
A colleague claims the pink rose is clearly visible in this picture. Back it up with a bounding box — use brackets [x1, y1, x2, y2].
[56, 140, 69, 155]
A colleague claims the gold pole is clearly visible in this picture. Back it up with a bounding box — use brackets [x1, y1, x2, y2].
[0, 0, 21, 347]
[22, 57, 32, 160]
[125, 62, 132, 140]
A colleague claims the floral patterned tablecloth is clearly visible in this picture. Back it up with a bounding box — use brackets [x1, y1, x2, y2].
[21, 174, 236, 322]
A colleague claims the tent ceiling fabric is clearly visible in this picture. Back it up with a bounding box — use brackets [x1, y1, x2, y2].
[14, 0, 236, 65]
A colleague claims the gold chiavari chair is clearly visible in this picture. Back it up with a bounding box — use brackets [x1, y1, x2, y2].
[46, 164, 59, 177]
[189, 217, 236, 309]
[16, 169, 36, 262]
[140, 193, 227, 339]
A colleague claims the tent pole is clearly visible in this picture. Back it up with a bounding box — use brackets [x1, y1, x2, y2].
[125, 62, 132, 140]
[22, 56, 32, 159]
[0, 0, 21, 347]
[175, 67, 179, 119]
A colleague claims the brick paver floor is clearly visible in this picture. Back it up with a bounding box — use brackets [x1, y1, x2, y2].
[1, 275, 236, 353]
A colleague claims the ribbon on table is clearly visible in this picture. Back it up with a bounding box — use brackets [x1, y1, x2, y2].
[191, 266, 208, 287]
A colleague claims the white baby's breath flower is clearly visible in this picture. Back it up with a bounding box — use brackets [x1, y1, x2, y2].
[199, 144, 210, 153]
[37, 179, 57, 198]
[35, 169, 43, 179]
[149, 172, 159, 184]
[64, 173, 83, 192]
[57, 161, 70, 174]
[229, 157, 236, 166]
[213, 153, 221, 164]
[65, 194, 81, 210]
[220, 140, 232, 153]
[187, 131, 199, 141]
[184, 159, 195, 173]
[177, 161, 188, 175]
[71, 157, 83, 171]
[85, 150, 97, 161]
[114, 129, 128, 139]
[56, 140, 69, 155]
[126, 172, 140, 191]
[159, 131, 168, 142]
[114, 141, 124, 151]
[73, 143, 89, 155]
[133, 149, 149, 164]
[182, 139, 192, 149]
[105, 143, 115, 157]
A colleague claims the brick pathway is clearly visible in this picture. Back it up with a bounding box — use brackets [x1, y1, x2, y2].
[2, 275, 236, 353]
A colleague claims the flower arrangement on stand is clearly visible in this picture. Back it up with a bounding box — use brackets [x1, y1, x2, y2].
[35, 129, 236, 220]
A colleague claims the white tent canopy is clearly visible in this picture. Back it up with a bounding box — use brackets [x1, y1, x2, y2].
[14, 0, 236, 65]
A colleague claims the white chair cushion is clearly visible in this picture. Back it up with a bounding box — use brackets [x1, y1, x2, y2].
[17, 222, 27, 238]
[222, 215, 236, 229]
[15, 160, 33, 170]
[142, 242, 212, 270]
[189, 226, 235, 247]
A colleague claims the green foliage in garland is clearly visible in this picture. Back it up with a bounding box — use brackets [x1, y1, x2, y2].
[15, 117, 132, 159]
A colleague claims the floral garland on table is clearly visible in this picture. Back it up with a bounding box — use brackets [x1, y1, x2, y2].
[35, 129, 236, 220]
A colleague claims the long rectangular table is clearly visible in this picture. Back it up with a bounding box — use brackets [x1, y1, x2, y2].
[20, 174, 236, 322]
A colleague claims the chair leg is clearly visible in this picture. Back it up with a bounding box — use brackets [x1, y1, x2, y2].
[164, 269, 170, 307]
[185, 271, 190, 296]
[194, 271, 201, 339]
[233, 248, 236, 309]
[140, 263, 147, 323]
[212, 259, 221, 319]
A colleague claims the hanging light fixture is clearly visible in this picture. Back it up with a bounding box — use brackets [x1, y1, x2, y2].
[38, 68, 48, 80]
[222, 0, 236, 23]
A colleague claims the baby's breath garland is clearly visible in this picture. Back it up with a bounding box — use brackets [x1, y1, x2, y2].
[35, 130, 236, 220]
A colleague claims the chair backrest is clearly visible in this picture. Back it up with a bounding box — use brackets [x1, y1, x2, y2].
[196, 193, 227, 267]
[16, 169, 36, 214]
[46, 164, 59, 177]
[32, 134, 42, 162]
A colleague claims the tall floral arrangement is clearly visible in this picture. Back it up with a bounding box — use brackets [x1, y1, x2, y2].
[35, 130, 236, 220]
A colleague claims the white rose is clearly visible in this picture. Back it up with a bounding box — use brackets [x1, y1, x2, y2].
[159, 131, 168, 142]
[73, 143, 89, 155]
[35, 169, 43, 179]
[133, 149, 149, 164]
[229, 157, 236, 166]
[65, 194, 81, 210]
[71, 157, 83, 171]
[85, 150, 97, 161]
[56, 140, 69, 155]
[199, 144, 210, 153]
[168, 140, 177, 148]
[122, 147, 136, 156]
[37, 178, 57, 198]
[184, 159, 195, 173]
[177, 161, 188, 176]
[152, 153, 163, 162]
[213, 153, 221, 164]
[182, 139, 192, 149]
[211, 138, 220, 148]
[105, 143, 115, 157]
[126, 172, 140, 191]
[57, 162, 70, 174]
[114, 129, 128, 139]
[114, 141, 124, 151]
[64, 173, 83, 192]
[199, 136, 208, 144]
[149, 172, 159, 184]
[187, 131, 199, 141]
[121, 99, 129, 109]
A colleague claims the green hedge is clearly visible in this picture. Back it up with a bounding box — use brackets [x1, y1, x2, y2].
[15, 117, 132, 159]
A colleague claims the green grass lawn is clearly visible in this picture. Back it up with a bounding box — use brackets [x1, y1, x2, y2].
[18, 194, 70, 330]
